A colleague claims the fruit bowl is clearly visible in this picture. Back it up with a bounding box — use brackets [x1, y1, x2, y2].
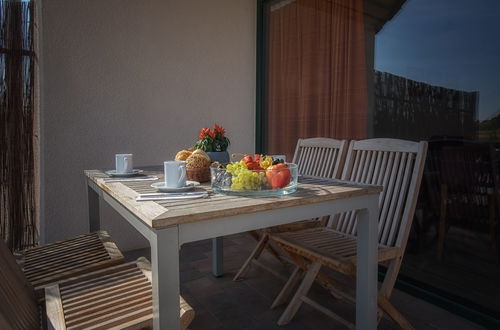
[210, 163, 298, 196]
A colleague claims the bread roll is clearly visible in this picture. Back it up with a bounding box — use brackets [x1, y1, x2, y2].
[186, 153, 211, 168]
[175, 150, 192, 161]
[191, 149, 210, 161]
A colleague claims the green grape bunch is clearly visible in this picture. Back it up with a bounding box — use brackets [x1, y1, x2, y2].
[226, 161, 267, 190]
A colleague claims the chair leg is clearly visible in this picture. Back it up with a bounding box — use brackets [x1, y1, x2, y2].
[277, 262, 322, 326]
[488, 193, 499, 262]
[437, 183, 448, 260]
[287, 251, 344, 300]
[271, 266, 303, 309]
[378, 258, 414, 329]
[378, 295, 415, 330]
[266, 240, 289, 266]
[379, 259, 400, 303]
[248, 230, 261, 242]
[271, 250, 342, 308]
[233, 234, 269, 281]
[249, 230, 287, 265]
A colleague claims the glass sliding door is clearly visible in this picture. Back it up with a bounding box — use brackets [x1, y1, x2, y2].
[258, 0, 500, 326]
[374, 0, 500, 322]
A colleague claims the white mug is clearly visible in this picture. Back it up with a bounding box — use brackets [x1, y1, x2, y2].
[164, 161, 187, 188]
[116, 154, 133, 173]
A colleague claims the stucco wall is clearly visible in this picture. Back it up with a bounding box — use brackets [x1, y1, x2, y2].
[40, 0, 256, 250]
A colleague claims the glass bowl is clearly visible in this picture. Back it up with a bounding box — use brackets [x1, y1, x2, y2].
[210, 163, 298, 196]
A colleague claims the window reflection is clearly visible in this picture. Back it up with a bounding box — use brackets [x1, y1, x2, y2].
[375, 0, 500, 318]
[262, 0, 500, 321]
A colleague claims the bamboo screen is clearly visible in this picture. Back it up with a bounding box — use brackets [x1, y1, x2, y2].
[0, 1, 38, 250]
[374, 71, 478, 141]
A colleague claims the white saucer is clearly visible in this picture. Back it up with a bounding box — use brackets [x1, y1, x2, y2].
[151, 181, 200, 192]
[105, 169, 143, 177]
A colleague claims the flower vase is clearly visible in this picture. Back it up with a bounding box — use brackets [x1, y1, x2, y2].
[207, 151, 230, 164]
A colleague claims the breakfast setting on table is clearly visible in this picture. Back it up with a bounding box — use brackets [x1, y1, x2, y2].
[101, 124, 298, 202]
[83, 127, 396, 330]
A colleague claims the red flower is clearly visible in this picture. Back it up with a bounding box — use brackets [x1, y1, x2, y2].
[194, 124, 230, 152]
[213, 124, 225, 136]
[198, 128, 211, 139]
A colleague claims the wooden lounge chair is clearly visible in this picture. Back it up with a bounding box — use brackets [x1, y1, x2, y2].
[233, 138, 348, 281]
[269, 138, 427, 329]
[0, 238, 195, 330]
[15, 230, 125, 289]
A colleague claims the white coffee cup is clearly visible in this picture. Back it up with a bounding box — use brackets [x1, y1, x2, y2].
[164, 161, 187, 188]
[116, 154, 133, 173]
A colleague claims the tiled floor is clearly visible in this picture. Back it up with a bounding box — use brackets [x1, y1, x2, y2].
[124, 233, 483, 330]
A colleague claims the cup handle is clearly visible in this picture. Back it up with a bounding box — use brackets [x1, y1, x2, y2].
[178, 165, 186, 186]
[124, 157, 130, 172]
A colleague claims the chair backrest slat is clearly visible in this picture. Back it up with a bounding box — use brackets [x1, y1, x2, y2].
[318, 148, 331, 177]
[378, 152, 403, 242]
[386, 152, 415, 246]
[292, 138, 347, 179]
[365, 151, 376, 184]
[375, 151, 399, 241]
[381, 152, 410, 245]
[395, 141, 428, 248]
[334, 138, 428, 248]
[346, 210, 357, 235]
[303, 148, 312, 174]
[375, 152, 389, 186]
[318, 148, 330, 177]
[355, 150, 366, 182]
[362, 150, 371, 181]
[310, 148, 321, 176]
[0, 240, 39, 329]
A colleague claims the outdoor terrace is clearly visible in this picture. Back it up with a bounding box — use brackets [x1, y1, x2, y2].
[125, 233, 482, 330]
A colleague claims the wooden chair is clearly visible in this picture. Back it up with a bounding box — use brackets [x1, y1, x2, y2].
[436, 143, 499, 261]
[233, 138, 348, 281]
[0, 238, 195, 330]
[269, 138, 428, 329]
[15, 230, 125, 289]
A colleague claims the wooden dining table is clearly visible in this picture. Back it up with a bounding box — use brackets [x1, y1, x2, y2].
[85, 169, 381, 329]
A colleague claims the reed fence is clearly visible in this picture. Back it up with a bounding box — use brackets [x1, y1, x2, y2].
[374, 71, 478, 141]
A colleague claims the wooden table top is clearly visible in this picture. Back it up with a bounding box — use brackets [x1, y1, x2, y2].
[85, 169, 381, 229]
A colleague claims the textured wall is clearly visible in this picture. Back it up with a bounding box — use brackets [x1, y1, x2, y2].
[40, 0, 256, 250]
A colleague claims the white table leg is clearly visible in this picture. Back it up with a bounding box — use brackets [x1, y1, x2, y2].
[355, 195, 379, 329]
[87, 182, 100, 232]
[150, 226, 180, 329]
[212, 237, 224, 277]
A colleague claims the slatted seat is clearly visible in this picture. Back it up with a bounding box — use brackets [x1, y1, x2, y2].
[272, 227, 400, 274]
[233, 138, 348, 281]
[269, 138, 428, 329]
[45, 258, 195, 330]
[17, 231, 125, 289]
[0, 239, 195, 330]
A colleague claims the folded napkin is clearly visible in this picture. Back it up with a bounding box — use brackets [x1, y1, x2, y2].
[136, 191, 208, 201]
[103, 176, 159, 183]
